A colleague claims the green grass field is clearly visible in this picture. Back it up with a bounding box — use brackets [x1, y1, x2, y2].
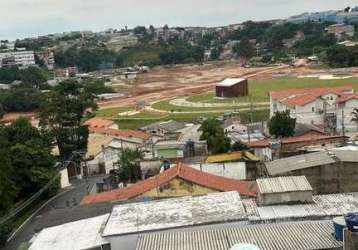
[96, 107, 133, 119]
[188, 76, 358, 103]
[120, 46, 164, 66]
[114, 110, 269, 129]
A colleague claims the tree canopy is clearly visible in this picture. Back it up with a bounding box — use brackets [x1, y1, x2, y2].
[200, 118, 231, 154]
[115, 148, 143, 184]
[40, 80, 97, 160]
[269, 110, 296, 137]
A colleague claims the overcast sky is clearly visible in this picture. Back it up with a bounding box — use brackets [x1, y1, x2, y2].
[1, 0, 357, 40]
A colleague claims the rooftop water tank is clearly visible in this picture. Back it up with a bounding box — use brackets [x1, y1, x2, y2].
[333, 216, 346, 241]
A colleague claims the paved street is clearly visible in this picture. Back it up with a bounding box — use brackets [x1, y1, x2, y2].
[1, 176, 113, 250]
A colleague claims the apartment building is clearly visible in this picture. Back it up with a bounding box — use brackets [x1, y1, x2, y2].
[0, 50, 35, 68]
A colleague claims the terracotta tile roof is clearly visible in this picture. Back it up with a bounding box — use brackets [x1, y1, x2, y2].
[281, 94, 317, 107]
[248, 134, 347, 148]
[336, 93, 358, 104]
[271, 85, 353, 103]
[84, 117, 114, 129]
[89, 127, 151, 141]
[80, 163, 257, 205]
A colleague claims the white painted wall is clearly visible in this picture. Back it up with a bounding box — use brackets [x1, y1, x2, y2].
[336, 99, 358, 132]
[60, 168, 71, 189]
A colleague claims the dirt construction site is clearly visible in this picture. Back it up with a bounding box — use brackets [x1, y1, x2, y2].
[97, 61, 358, 110]
[97, 61, 287, 109]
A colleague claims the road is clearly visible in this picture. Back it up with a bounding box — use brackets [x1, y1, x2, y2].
[2, 176, 112, 250]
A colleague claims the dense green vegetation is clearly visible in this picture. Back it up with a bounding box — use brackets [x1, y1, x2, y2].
[113, 148, 143, 184]
[269, 110, 296, 137]
[326, 45, 358, 67]
[0, 118, 59, 246]
[200, 118, 231, 154]
[40, 80, 97, 160]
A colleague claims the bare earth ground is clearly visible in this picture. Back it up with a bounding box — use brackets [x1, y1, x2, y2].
[99, 61, 358, 110]
[98, 61, 288, 109]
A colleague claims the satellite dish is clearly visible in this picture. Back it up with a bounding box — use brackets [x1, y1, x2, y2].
[230, 244, 260, 250]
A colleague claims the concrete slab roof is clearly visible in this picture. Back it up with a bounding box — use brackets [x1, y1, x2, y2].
[29, 214, 110, 250]
[265, 151, 336, 176]
[136, 220, 342, 250]
[102, 191, 246, 237]
[256, 176, 313, 194]
[332, 149, 358, 162]
[217, 78, 246, 87]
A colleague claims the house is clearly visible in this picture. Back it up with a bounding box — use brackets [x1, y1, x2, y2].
[248, 133, 347, 160]
[216, 78, 248, 98]
[264, 150, 358, 194]
[140, 120, 186, 139]
[206, 151, 260, 179]
[80, 163, 257, 205]
[85, 133, 114, 175]
[270, 85, 356, 132]
[336, 93, 358, 132]
[326, 24, 355, 39]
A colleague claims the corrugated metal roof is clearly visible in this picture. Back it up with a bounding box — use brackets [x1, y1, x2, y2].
[243, 192, 358, 222]
[136, 221, 342, 250]
[333, 150, 358, 162]
[102, 191, 247, 237]
[257, 176, 313, 194]
[265, 152, 336, 176]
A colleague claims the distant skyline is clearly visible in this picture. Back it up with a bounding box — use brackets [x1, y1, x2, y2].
[1, 0, 357, 40]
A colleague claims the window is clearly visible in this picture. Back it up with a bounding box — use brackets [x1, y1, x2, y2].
[312, 107, 315, 112]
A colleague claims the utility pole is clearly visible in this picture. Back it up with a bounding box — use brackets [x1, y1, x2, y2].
[342, 108, 347, 145]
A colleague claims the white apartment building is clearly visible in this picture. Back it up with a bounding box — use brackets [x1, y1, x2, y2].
[0, 50, 35, 68]
[270, 85, 357, 132]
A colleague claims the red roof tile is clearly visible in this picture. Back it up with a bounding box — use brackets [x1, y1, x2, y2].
[80, 163, 257, 205]
[281, 94, 317, 107]
[84, 117, 114, 129]
[89, 127, 151, 140]
[336, 93, 358, 104]
[248, 134, 347, 148]
[271, 85, 353, 102]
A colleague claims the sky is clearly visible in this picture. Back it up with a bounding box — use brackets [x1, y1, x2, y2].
[1, 0, 357, 40]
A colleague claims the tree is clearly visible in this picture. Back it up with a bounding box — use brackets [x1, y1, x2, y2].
[133, 26, 147, 35]
[19, 66, 48, 88]
[269, 110, 296, 137]
[83, 79, 115, 95]
[0, 135, 17, 215]
[115, 148, 143, 184]
[231, 141, 249, 151]
[0, 104, 4, 119]
[351, 108, 358, 132]
[200, 118, 231, 154]
[210, 47, 221, 60]
[233, 39, 255, 59]
[40, 80, 97, 160]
